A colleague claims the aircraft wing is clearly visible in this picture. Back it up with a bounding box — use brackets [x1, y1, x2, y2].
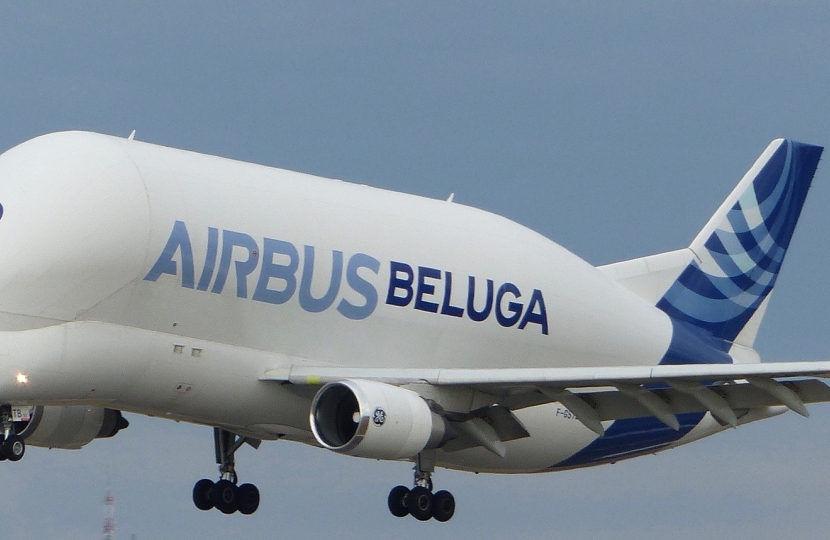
[262, 362, 830, 443]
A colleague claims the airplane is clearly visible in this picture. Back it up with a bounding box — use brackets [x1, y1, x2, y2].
[0, 131, 827, 522]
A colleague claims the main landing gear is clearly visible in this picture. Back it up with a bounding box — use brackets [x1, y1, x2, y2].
[387, 451, 455, 522]
[192, 428, 261, 515]
[0, 406, 25, 462]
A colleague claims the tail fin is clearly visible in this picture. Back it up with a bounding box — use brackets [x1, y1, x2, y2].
[656, 139, 823, 346]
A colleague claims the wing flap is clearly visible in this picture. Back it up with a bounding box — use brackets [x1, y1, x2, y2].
[498, 379, 830, 424]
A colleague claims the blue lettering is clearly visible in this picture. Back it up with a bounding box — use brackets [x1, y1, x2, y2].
[252, 238, 299, 305]
[145, 222, 550, 334]
[414, 266, 441, 313]
[144, 220, 195, 288]
[440, 271, 464, 318]
[299, 246, 343, 313]
[467, 276, 493, 322]
[196, 227, 219, 291]
[386, 261, 414, 307]
[211, 230, 260, 298]
[495, 282, 523, 327]
[518, 289, 548, 335]
[337, 253, 381, 320]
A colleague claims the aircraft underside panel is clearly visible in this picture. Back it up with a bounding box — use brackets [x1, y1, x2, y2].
[549, 412, 705, 469]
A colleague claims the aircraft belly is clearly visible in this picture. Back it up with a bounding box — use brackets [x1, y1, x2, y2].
[434, 405, 788, 474]
[0, 321, 312, 436]
[434, 403, 710, 474]
[117, 369, 311, 436]
[435, 403, 605, 473]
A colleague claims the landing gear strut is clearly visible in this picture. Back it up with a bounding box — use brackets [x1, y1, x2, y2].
[0, 406, 25, 462]
[192, 428, 261, 515]
[387, 451, 455, 522]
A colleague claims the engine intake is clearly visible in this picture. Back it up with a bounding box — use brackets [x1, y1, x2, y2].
[310, 379, 446, 460]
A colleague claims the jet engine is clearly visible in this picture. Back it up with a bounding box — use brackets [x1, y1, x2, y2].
[14, 406, 128, 449]
[310, 379, 447, 460]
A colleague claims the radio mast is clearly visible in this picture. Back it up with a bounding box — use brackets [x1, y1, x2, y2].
[102, 489, 115, 540]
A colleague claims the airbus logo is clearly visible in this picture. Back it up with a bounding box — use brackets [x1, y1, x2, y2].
[144, 221, 549, 334]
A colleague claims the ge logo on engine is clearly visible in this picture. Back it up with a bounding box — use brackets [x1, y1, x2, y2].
[372, 407, 387, 426]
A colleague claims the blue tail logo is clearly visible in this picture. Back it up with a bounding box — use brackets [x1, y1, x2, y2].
[657, 139, 823, 343]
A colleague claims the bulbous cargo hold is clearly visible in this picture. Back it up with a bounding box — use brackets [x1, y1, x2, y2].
[0, 131, 673, 375]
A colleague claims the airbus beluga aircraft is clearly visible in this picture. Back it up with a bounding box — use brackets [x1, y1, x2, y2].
[0, 132, 827, 522]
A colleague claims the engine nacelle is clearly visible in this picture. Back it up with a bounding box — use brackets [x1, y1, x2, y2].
[310, 379, 446, 460]
[15, 406, 129, 449]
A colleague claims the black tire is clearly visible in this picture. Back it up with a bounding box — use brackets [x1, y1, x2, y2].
[237, 483, 260, 515]
[192, 479, 215, 511]
[432, 490, 455, 522]
[3, 435, 24, 462]
[209, 479, 238, 515]
[406, 486, 433, 521]
[387, 485, 410, 518]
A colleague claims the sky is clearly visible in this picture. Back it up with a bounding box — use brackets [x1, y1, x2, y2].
[2, 2, 830, 538]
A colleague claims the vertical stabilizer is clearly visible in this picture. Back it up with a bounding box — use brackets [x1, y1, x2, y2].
[656, 139, 823, 347]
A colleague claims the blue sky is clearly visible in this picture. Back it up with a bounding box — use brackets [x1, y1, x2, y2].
[2, 2, 830, 538]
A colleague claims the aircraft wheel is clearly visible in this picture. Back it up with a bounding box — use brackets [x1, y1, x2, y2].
[237, 483, 260, 515]
[432, 490, 455, 522]
[407, 486, 433, 521]
[2, 435, 24, 462]
[387, 485, 410, 517]
[210, 479, 238, 514]
[192, 479, 215, 511]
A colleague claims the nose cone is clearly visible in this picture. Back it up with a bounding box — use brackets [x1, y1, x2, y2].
[0, 131, 150, 323]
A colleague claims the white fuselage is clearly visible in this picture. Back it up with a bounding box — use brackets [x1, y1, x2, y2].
[0, 131, 730, 472]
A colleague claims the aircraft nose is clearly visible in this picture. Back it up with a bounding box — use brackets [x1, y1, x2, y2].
[0, 131, 150, 323]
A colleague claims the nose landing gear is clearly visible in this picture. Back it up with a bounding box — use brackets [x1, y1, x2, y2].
[192, 428, 261, 515]
[387, 451, 456, 522]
